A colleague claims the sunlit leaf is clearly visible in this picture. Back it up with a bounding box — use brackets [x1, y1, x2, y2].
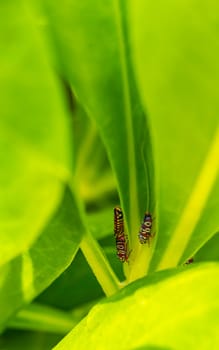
[129, 0, 219, 270]
[54, 263, 219, 350]
[0, 1, 72, 266]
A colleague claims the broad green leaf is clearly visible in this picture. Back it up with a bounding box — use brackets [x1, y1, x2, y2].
[37, 248, 123, 310]
[42, 0, 154, 279]
[0, 1, 72, 266]
[129, 0, 219, 271]
[0, 188, 83, 330]
[54, 262, 219, 350]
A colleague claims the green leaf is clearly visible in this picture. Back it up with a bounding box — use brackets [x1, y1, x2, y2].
[42, 0, 154, 280]
[54, 262, 219, 350]
[36, 251, 104, 310]
[37, 247, 123, 310]
[129, 0, 219, 271]
[0, 1, 72, 265]
[0, 188, 83, 330]
[87, 208, 114, 241]
[73, 105, 117, 205]
[195, 232, 219, 262]
[8, 303, 76, 335]
[0, 329, 61, 350]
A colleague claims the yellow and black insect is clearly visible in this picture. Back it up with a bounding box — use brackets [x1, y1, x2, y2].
[114, 207, 130, 263]
[114, 207, 124, 236]
[138, 212, 155, 245]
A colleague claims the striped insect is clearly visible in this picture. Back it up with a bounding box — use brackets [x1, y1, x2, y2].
[114, 207, 130, 263]
[114, 206, 124, 237]
[138, 212, 155, 245]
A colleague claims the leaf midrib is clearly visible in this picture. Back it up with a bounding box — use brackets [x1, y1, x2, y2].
[113, 0, 139, 239]
[157, 126, 219, 270]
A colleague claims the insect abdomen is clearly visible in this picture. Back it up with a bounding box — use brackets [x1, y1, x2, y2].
[114, 207, 130, 262]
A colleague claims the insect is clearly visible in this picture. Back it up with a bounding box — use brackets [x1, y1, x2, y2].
[138, 212, 155, 245]
[185, 257, 194, 265]
[114, 207, 131, 263]
[115, 232, 131, 262]
[114, 207, 124, 236]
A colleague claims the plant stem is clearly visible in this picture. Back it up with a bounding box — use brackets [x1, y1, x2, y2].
[80, 231, 121, 296]
[127, 243, 154, 283]
[8, 303, 77, 334]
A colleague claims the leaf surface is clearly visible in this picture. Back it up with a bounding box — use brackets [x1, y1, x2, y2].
[0, 1, 72, 265]
[129, 0, 219, 270]
[0, 188, 83, 330]
[54, 263, 219, 350]
[42, 0, 154, 278]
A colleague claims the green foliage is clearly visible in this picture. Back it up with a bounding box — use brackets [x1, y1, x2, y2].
[0, 1, 72, 267]
[54, 263, 219, 350]
[0, 0, 219, 349]
[129, 0, 219, 271]
[0, 188, 83, 330]
[42, 0, 154, 280]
